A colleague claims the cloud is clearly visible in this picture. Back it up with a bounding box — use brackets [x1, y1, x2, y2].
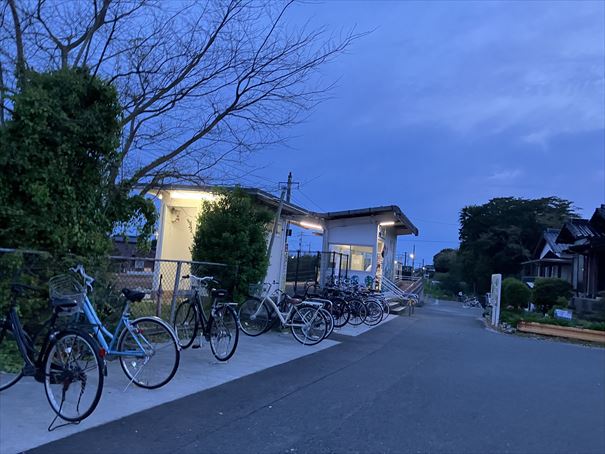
[487, 169, 523, 182]
[390, 2, 605, 145]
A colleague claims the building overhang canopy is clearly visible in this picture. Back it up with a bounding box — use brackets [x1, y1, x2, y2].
[314, 205, 418, 236]
[143, 184, 308, 217]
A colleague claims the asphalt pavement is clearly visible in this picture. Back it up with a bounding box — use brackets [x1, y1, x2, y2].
[27, 300, 605, 454]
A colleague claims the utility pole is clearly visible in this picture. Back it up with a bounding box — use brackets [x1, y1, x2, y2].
[267, 188, 286, 258]
[286, 172, 292, 203]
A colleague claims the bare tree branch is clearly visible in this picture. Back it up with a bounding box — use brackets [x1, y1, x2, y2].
[1, 0, 364, 193]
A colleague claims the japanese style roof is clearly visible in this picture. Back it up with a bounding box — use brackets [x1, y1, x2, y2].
[555, 219, 599, 243]
[542, 228, 568, 257]
[555, 206, 605, 252]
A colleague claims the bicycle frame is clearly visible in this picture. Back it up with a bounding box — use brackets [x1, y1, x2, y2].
[1, 302, 61, 380]
[79, 294, 147, 360]
[254, 284, 322, 327]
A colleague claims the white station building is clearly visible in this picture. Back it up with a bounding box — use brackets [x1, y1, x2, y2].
[152, 185, 418, 290]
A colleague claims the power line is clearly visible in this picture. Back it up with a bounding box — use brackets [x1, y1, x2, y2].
[296, 189, 325, 212]
[397, 239, 459, 244]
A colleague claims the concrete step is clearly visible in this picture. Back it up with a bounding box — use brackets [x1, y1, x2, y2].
[390, 305, 406, 313]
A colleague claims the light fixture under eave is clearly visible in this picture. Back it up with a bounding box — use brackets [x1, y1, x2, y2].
[169, 190, 217, 201]
[299, 221, 323, 231]
[379, 221, 395, 226]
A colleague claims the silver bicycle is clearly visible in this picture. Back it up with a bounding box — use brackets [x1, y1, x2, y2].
[238, 283, 328, 345]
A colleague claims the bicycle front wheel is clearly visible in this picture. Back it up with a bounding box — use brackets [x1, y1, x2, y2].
[331, 299, 350, 328]
[348, 299, 367, 326]
[43, 330, 104, 422]
[363, 300, 383, 326]
[0, 323, 25, 391]
[173, 300, 199, 349]
[209, 305, 239, 361]
[290, 305, 327, 346]
[118, 317, 180, 389]
[238, 298, 270, 336]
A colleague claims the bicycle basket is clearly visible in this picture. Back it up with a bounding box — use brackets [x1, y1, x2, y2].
[48, 274, 85, 316]
[248, 283, 271, 298]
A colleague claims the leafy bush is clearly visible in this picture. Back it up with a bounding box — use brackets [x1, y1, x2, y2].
[532, 278, 573, 313]
[191, 189, 273, 301]
[501, 277, 531, 309]
[0, 68, 155, 257]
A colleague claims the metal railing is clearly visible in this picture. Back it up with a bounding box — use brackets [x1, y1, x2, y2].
[382, 276, 420, 304]
[286, 250, 349, 294]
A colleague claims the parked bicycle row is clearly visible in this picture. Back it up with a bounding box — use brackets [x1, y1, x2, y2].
[237, 278, 398, 341]
[0, 266, 403, 429]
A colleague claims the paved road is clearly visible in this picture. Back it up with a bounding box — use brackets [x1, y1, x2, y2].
[30, 300, 605, 454]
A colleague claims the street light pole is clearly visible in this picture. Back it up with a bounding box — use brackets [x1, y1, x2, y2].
[410, 244, 416, 274]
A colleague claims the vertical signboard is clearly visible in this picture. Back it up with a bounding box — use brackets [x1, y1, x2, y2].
[490, 273, 502, 326]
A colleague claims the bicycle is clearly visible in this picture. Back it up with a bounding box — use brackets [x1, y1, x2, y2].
[69, 265, 180, 389]
[0, 281, 104, 424]
[172, 274, 239, 361]
[238, 283, 328, 345]
[462, 296, 481, 308]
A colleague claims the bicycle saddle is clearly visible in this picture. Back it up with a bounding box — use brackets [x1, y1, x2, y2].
[284, 294, 302, 305]
[211, 288, 229, 298]
[122, 288, 146, 302]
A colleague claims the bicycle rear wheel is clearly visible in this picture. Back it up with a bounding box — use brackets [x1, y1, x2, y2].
[209, 305, 239, 361]
[319, 308, 335, 338]
[118, 317, 180, 389]
[0, 323, 25, 391]
[238, 298, 270, 336]
[173, 300, 199, 349]
[43, 330, 104, 422]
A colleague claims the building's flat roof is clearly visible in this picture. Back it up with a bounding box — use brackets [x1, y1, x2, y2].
[145, 183, 308, 216]
[143, 184, 418, 235]
[316, 205, 419, 236]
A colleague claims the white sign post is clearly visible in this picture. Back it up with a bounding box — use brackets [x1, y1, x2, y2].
[490, 273, 502, 326]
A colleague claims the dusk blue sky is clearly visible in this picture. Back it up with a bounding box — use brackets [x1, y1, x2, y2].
[241, 1, 605, 265]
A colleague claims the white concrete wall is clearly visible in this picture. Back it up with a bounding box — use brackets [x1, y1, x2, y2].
[155, 197, 200, 261]
[154, 191, 287, 290]
[321, 215, 408, 286]
[381, 228, 397, 281]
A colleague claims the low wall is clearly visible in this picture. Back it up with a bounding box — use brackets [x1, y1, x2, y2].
[518, 322, 605, 344]
[569, 297, 605, 321]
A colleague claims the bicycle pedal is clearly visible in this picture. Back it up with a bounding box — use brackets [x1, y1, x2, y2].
[192, 344, 201, 349]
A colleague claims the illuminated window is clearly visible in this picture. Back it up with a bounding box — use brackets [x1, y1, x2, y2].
[330, 244, 373, 272]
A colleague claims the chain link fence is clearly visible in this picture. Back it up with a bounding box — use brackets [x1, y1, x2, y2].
[0, 249, 234, 327]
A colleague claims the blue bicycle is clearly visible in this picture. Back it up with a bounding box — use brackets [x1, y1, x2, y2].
[69, 265, 180, 389]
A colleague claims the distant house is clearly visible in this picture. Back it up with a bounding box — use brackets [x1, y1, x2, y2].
[555, 206, 605, 299]
[111, 235, 157, 272]
[522, 228, 573, 285]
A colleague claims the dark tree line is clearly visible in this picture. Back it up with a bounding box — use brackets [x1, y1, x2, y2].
[433, 197, 577, 294]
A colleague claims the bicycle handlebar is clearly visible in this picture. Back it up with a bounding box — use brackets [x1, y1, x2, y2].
[70, 264, 95, 291]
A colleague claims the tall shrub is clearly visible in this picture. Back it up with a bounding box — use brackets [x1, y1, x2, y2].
[191, 189, 273, 300]
[501, 277, 531, 309]
[532, 278, 573, 313]
[0, 68, 155, 257]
